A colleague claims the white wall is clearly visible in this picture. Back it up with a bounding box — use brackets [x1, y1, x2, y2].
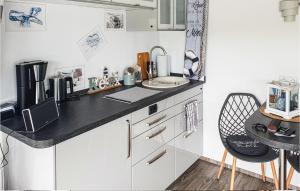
[158, 31, 186, 74]
[203, 0, 299, 187]
[0, 1, 159, 102]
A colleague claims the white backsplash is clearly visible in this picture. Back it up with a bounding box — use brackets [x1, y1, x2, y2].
[0, 1, 160, 102]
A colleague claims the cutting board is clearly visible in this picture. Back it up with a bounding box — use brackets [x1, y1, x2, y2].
[137, 52, 149, 80]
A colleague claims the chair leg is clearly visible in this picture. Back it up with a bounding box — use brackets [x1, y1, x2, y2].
[230, 157, 237, 190]
[270, 160, 279, 190]
[217, 149, 228, 180]
[261, 162, 266, 182]
[286, 167, 294, 189]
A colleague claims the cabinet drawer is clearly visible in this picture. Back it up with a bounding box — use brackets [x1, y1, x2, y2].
[132, 97, 174, 124]
[132, 141, 175, 190]
[132, 106, 179, 137]
[174, 93, 203, 115]
[174, 100, 203, 137]
[132, 119, 174, 165]
[174, 132, 199, 179]
[173, 86, 203, 105]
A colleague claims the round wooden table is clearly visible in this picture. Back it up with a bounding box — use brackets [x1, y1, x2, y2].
[245, 110, 300, 190]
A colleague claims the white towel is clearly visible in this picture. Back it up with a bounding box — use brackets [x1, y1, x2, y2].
[185, 101, 200, 133]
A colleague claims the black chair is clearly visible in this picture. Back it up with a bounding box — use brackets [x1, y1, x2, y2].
[286, 151, 299, 188]
[217, 93, 279, 190]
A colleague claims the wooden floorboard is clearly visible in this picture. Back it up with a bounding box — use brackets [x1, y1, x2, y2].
[167, 159, 275, 190]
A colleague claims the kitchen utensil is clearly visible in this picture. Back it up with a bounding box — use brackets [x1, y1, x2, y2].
[123, 67, 136, 86]
[137, 52, 149, 80]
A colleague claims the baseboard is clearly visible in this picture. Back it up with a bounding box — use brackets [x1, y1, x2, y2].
[199, 156, 300, 190]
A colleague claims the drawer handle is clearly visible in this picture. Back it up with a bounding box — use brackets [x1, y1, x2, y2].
[146, 115, 167, 127]
[184, 131, 194, 139]
[146, 150, 167, 165]
[126, 120, 131, 159]
[145, 126, 167, 140]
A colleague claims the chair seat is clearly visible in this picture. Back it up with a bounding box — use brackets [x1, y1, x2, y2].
[226, 135, 269, 156]
[288, 154, 300, 173]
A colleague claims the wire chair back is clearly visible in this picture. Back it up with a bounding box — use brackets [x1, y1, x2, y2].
[218, 93, 261, 143]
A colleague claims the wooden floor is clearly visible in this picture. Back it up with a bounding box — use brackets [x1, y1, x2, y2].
[168, 160, 275, 190]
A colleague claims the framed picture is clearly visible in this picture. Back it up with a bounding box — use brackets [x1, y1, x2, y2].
[56, 66, 85, 92]
[104, 10, 126, 31]
[78, 25, 105, 60]
[5, 1, 46, 32]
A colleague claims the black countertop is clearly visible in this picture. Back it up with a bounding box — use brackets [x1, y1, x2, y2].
[0, 80, 204, 149]
[245, 110, 300, 152]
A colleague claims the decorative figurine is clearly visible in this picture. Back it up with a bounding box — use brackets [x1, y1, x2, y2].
[87, 68, 122, 95]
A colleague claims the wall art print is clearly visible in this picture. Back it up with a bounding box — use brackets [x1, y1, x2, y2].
[78, 26, 105, 60]
[56, 66, 85, 92]
[184, 0, 209, 81]
[5, 1, 46, 32]
[104, 10, 126, 31]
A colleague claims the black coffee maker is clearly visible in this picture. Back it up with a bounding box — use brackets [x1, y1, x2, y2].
[16, 60, 48, 113]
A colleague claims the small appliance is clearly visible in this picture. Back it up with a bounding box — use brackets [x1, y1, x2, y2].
[16, 60, 48, 113]
[48, 75, 74, 102]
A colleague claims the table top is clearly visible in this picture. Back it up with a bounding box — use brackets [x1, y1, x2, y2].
[245, 110, 300, 152]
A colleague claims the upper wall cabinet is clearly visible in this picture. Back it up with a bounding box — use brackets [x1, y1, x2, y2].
[111, 0, 157, 8]
[158, 0, 186, 30]
[126, 0, 185, 31]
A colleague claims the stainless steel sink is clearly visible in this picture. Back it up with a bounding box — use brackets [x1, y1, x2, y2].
[142, 76, 190, 89]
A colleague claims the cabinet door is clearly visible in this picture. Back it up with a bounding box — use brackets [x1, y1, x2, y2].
[174, 112, 203, 179]
[139, 0, 157, 8]
[158, 0, 174, 30]
[174, 0, 186, 30]
[56, 115, 132, 190]
[112, 0, 139, 5]
[132, 140, 175, 190]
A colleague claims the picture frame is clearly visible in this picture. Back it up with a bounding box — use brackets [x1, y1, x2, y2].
[5, 1, 47, 32]
[104, 10, 126, 31]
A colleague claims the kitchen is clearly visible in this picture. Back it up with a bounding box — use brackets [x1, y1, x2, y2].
[0, 0, 299, 190]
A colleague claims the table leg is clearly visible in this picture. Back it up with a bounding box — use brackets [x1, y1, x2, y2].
[278, 149, 287, 190]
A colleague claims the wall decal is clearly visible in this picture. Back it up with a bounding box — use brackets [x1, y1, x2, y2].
[5, 1, 46, 32]
[184, 0, 209, 81]
[78, 26, 105, 60]
[104, 10, 126, 31]
[56, 66, 85, 92]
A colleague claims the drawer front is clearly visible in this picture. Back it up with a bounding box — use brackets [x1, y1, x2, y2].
[174, 93, 203, 115]
[132, 119, 175, 165]
[132, 141, 175, 190]
[173, 85, 203, 105]
[174, 101, 203, 137]
[132, 97, 174, 124]
[132, 106, 179, 138]
[174, 133, 199, 179]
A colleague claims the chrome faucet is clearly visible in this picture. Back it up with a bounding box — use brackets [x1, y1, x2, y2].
[148, 46, 167, 80]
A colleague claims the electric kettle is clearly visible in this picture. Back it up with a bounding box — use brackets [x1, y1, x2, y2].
[48, 76, 74, 102]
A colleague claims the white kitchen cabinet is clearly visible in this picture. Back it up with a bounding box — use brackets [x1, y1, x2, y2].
[174, 0, 186, 29]
[174, 113, 203, 179]
[139, 0, 157, 8]
[112, 0, 156, 7]
[111, 0, 139, 5]
[55, 115, 132, 190]
[158, 0, 186, 30]
[158, 0, 174, 30]
[132, 140, 175, 190]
